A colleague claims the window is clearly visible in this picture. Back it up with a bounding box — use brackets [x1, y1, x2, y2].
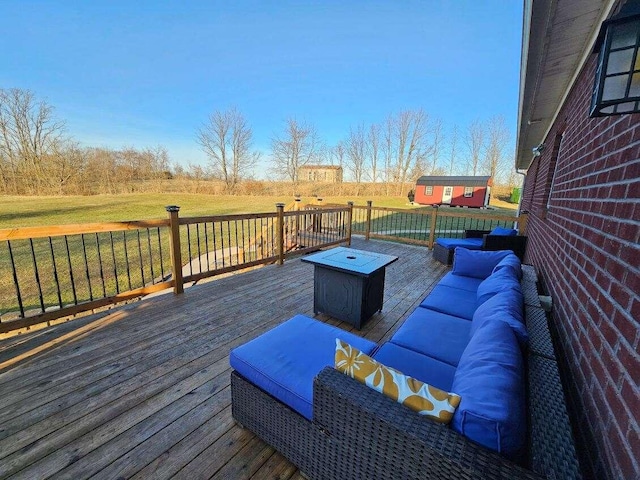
[464, 187, 474, 198]
[425, 186, 434, 195]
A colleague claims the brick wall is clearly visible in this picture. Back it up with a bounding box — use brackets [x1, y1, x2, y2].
[521, 54, 640, 479]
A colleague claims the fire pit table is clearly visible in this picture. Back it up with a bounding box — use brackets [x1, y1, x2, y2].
[301, 247, 398, 329]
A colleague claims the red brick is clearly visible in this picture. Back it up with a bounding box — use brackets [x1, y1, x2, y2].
[617, 343, 640, 385]
[612, 309, 639, 346]
[608, 426, 637, 479]
[609, 282, 632, 309]
[621, 378, 640, 425]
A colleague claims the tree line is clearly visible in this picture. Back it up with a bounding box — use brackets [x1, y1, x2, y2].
[197, 109, 516, 196]
[1, 88, 518, 196]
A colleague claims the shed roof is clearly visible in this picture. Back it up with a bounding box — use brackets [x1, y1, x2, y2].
[416, 175, 491, 187]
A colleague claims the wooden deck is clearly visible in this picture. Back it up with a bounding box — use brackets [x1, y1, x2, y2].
[0, 238, 447, 480]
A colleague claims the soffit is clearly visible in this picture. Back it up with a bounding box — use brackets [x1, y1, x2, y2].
[516, 0, 612, 170]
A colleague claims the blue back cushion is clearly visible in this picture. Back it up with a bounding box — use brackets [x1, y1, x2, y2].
[490, 226, 517, 236]
[471, 290, 528, 346]
[452, 248, 512, 279]
[451, 320, 526, 459]
[476, 268, 522, 306]
[491, 253, 522, 280]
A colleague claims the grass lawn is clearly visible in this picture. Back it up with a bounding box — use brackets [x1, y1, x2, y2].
[0, 193, 517, 229]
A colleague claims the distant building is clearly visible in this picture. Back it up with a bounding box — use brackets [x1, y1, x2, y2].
[298, 165, 343, 183]
[414, 175, 492, 207]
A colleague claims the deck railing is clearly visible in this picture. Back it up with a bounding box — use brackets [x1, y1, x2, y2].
[352, 202, 522, 247]
[0, 200, 524, 334]
[0, 203, 352, 333]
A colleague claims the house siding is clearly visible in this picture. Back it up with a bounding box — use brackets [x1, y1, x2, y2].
[521, 54, 640, 480]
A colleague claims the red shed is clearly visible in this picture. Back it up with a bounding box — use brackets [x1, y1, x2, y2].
[414, 175, 492, 207]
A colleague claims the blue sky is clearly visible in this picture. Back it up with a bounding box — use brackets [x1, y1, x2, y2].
[1, 1, 523, 175]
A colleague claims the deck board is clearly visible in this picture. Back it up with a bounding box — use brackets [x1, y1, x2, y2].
[0, 238, 447, 479]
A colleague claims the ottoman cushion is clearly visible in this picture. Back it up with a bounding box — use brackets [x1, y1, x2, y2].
[229, 314, 376, 420]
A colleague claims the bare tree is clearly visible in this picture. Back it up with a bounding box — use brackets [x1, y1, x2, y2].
[429, 118, 444, 174]
[483, 116, 510, 182]
[392, 109, 430, 195]
[346, 124, 367, 184]
[198, 108, 258, 191]
[448, 124, 459, 175]
[329, 141, 346, 168]
[465, 120, 484, 176]
[0, 88, 66, 193]
[367, 123, 381, 182]
[270, 118, 321, 183]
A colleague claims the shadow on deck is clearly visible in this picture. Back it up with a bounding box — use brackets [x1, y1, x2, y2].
[0, 238, 447, 479]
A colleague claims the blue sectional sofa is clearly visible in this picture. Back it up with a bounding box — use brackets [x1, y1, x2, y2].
[230, 248, 581, 479]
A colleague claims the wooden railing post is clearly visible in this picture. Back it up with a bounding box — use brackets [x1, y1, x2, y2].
[294, 195, 301, 237]
[166, 205, 184, 294]
[428, 205, 439, 249]
[365, 200, 372, 241]
[346, 202, 354, 246]
[276, 203, 285, 265]
[517, 211, 529, 235]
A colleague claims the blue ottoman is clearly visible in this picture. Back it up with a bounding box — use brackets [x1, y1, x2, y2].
[229, 314, 377, 419]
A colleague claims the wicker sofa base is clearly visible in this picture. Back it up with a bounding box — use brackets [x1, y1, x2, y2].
[432, 242, 455, 265]
[231, 369, 542, 480]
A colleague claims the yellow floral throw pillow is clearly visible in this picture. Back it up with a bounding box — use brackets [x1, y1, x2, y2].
[335, 339, 461, 423]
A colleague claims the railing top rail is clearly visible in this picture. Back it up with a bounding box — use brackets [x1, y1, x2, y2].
[178, 212, 278, 225]
[354, 205, 431, 214]
[0, 219, 170, 241]
[435, 211, 517, 222]
[284, 206, 348, 217]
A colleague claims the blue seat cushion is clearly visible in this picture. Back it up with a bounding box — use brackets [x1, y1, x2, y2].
[435, 238, 483, 250]
[490, 226, 518, 236]
[390, 307, 471, 366]
[451, 320, 526, 459]
[372, 342, 456, 392]
[419, 284, 477, 320]
[437, 272, 483, 293]
[476, 268, 522, 306]
[452, 248, 512, 279]
[471, 290, 528, 346]
[230, 314, 377, 420]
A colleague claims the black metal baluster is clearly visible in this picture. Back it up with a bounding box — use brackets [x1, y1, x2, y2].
[234, 220, 239, 265]
[157, 228, 165, 280]
[241, 219, 246, 264]
[29, 239, 46, 313]
[49, 237, 63, 309]
[81, 234, 94, 301]
[204, 221, 210, 272]
[95, 233, 107, 297]
[228, 221, 233, 266]
[220, 221, 226, 268]
[212, 222, 219, 270]
[196, 223, 202, 274]
[123, 231, 132, 291]
[146, 228, 155, 284]
[7, 241, 25, 318]
[64, 236, 78, 305]
[109, 232, 120, 294]
[186, 225, 193, 276]
[136, 230, 146, 286]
